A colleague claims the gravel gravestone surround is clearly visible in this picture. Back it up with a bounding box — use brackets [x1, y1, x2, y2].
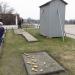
[23, 52, 68, 75]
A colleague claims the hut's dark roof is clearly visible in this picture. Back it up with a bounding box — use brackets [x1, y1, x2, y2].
[40, 0, 68, 8]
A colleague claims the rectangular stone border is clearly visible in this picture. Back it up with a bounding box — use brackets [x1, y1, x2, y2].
[22, 51, 68, 75]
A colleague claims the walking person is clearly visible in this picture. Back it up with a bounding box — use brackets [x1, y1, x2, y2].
[18, 19, 22, 29]
[0, 22, 5, 45]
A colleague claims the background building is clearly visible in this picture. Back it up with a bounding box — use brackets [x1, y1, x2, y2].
[0, 14, 20, 25]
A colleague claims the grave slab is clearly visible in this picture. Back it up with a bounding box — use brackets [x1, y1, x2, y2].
[14, 29, 23, 34]
[22, 31, 38, 42]
[23, 52, 68, 75]
[14, 29, 38, 42]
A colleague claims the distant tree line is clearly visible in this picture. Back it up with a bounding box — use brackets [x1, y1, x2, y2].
[24, 18, 75, 25]
[0, 2, 14, 14]
[24, 18, 40, 24]
[65, 20, 75, 24]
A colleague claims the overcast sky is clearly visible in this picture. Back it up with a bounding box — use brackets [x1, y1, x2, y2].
[0, 0, 75, 20]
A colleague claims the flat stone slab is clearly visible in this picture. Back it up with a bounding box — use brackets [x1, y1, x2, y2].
[14, 29, 24, 34]
[23, 52, 67, 75]
[22, 32, 38, 42]
[14, 29, 38, 42]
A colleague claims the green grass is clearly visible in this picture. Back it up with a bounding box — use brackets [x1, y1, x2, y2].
[0, 28, 75, 75]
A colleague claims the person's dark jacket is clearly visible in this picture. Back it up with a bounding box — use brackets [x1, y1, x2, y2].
[0, 27, 5, 39]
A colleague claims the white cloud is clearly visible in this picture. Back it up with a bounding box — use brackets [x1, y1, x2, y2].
[0, 0, 75, 20]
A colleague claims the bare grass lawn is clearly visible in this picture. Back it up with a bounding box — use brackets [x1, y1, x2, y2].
[0, 28, 75, 75]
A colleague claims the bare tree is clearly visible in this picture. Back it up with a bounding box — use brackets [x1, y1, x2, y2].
[0, 2, 14, 14]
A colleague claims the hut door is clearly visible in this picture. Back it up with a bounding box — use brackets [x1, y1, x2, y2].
[57, 9, 62, 33]
[57, 9, 64, 40]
